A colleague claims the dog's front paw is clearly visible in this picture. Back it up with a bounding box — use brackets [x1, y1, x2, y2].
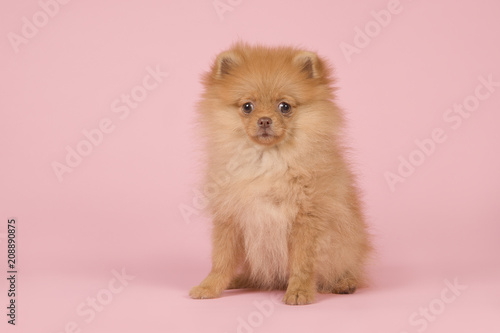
[189, 285, 221, 299]
[283, 288, 315, 305]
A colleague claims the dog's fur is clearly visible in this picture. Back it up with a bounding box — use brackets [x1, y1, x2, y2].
[189, 43, 371, 305]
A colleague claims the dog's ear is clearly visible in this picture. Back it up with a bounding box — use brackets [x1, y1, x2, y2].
[213, 50, 241, 78]
[293, 51, 322, 79]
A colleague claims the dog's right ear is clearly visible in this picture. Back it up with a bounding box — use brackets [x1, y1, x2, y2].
[213, 51, 241, 78]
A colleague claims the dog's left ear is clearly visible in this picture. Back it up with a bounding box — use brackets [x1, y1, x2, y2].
[293, 51, 323, 79]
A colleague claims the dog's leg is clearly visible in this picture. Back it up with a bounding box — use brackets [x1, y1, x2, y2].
[190, 219, 242, 299]
[283, 211, 318, 305]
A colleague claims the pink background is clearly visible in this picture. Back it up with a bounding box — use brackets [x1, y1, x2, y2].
[1, 0, 499, 332]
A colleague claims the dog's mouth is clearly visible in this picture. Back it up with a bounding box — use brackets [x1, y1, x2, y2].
[256, 128, 275, 138]
[256, 127, 275, 137]
[251, 127, 282, 145]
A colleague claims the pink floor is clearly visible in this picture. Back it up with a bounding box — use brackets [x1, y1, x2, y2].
[3, 253, 500, 333]
[1, 206, 499, 333]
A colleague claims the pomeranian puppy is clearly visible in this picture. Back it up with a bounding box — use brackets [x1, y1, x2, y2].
[190, 43, 371, 305]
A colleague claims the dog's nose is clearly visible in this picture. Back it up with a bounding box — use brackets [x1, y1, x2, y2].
[257, 117, 272, 128]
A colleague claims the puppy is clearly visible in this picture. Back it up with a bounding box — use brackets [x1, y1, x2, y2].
[190, 43, 371, 305]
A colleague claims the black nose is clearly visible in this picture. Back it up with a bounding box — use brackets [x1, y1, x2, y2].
[257, 117, 272, 128]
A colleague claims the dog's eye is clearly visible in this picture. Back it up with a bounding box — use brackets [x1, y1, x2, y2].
[278, 102, 291, 114]
[242, 102, 254, 114]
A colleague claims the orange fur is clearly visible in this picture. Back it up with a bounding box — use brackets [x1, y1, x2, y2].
[189, 43, 372, 305]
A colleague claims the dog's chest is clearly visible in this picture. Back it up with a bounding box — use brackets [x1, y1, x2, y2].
[231, 148, 299, 282]
[237, 188, 294, 283]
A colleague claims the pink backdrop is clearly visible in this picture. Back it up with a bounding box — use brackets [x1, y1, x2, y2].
[1, 0, 499, 332]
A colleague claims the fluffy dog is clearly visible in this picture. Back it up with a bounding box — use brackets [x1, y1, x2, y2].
[189, 43, 371, 305]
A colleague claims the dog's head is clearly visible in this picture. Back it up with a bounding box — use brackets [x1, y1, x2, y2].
[200, 43, 338, 148]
